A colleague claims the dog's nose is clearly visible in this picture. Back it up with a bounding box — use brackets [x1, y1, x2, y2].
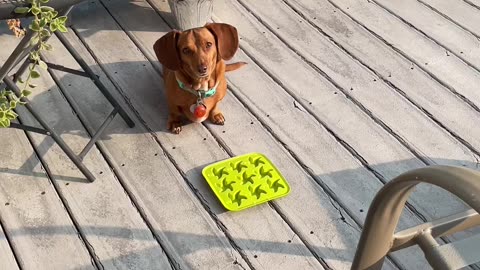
[198, 65, 207, 74]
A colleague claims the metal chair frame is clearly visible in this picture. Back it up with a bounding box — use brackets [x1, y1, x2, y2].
[0, 2, 135, 182]
[352, 166, 480, 270]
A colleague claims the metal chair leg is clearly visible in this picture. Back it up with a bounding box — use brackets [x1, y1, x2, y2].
[0, 30, 37, 82]
[2, 5, 135, 183]
[4, 76, 96, 182]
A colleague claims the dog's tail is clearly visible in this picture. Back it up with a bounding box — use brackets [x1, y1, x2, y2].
[225, 62, 247, 72]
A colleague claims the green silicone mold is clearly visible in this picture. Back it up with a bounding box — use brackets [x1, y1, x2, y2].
[202, 153, 290, 211]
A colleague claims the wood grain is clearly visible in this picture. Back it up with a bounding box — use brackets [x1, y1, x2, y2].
[168, 0, 213, 30]
[69, 0, 325, 269]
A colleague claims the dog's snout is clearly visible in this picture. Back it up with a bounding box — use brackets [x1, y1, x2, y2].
[198, 64, 208, 74]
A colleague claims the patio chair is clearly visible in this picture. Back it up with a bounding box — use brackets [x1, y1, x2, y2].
[0, 0, 135, 182]
[352, 165, 480, 270]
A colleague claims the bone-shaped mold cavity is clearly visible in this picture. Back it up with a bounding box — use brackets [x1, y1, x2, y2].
[242, 172, 255, 185]
[249, 184, 267, 199]
[231, 160, 248, 173]
[213, 167, 229, 179]
[268, 179, 285, 192]
[259, 166, 274, 178]
[249, 156, 266, 167]
[230, 190, 248, 206]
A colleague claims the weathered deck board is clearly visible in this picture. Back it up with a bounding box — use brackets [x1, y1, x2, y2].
[327, 0, 480, 151]
[0, 127, 90, 269]
[286, 0, 480, 168]
[0, 227, 17, 270]
[1, 31, 173, 270]
[1, 0, 480, 268]
[150, 0, 428, 268]
[217, 0, 473, 223]
[330, 0, 480, 115]
[333, 0, 480, 132]
[43, 28, 249, 270]
[280, 0, 480, 209]
[419, 0, 480, 37]
[0, 130, 94, 269]
[69, 1, 326, 269]
[466, 0, 480, 8]
[373, 0, 480, 75]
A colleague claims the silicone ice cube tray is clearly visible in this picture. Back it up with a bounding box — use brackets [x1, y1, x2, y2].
[202, 153, 290, 211]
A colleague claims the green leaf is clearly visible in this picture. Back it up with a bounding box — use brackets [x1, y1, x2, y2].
[57, 16, 68, 23]
[51, 11, 58, 18]
[43, 43, 53, 51]
[14, 7, 30, 14]
[28, 83, 38, 88]
[40, 0, 50, 3]
[57, 24, 68, 33]
[22, 90, 32, 97]
[30, 36, 40, 46]
[31, 7, 41, 15]
[0, 118, 11, 127]
[41, 6, 54, 12]
[41, 29, 51, 37]
[0, 97, 7, 104]
[18, 77, 25, 84]
[9, 101, 17, 109]
[0, 111, 4, 118]
[38, 60, 48, 70]
[49, 22, 58, 32]
[29, 51, 40, 61]
[39, 18, 47, 28]
[30, 70, 41, 79]
[6, 111, 18, 120]
[29, 21, 41, 32]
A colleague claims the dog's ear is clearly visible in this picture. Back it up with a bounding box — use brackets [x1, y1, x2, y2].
[205, 23, 239, 61]
[153, 30, 181, 70]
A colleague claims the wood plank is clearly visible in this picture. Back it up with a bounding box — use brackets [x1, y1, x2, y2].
[0, 28, 173, 270]
[43, 24, 250, 270]
[216, 0, 475, 218]
[68, 1, 326, 269]
[372, 0, 480, 72]
[93, 0, 425, 268]
[69, 2, 394, 268]
[281, 0, 480, 205]
[465, 0, 480, 9]
[0, 222, 17, 270]
[325, 1, 480, 151]
[419, 0, 480, 37]
[358, 0, 480, 107]
[0, 128, 93, 269]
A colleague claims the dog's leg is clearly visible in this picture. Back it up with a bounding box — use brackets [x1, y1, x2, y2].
[167, 105, 183, 134]
[209, 104, 225, 125]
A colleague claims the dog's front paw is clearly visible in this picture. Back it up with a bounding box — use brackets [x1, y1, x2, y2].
[167, 120, 183, 134]
[211, 113, 225, 125]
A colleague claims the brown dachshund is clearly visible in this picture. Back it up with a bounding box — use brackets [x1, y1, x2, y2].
[153, 23, 246, 134]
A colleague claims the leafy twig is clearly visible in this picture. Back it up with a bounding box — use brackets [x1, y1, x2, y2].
[0, 0, 67, 127]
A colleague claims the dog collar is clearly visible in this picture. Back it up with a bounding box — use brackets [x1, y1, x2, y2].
[176, 78, 219, 99]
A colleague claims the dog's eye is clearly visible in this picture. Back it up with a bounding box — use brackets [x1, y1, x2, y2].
[182, 48, 191, 54]
[206, 42, 212, 48]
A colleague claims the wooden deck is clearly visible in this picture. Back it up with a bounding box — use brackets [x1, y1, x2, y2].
[1, 0, 480, 269]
